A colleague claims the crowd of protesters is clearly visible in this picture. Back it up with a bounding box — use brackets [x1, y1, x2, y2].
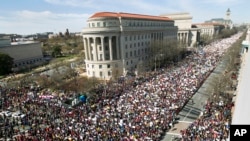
[0, 32, 242, 141]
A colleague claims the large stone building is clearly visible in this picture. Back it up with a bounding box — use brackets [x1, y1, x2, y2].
[160, 12, 200, 47]
[205, 8, 233, 29]
[82, 12, 178, 79]
[0, 36, 44, 71]
[192, 23, 225, 41]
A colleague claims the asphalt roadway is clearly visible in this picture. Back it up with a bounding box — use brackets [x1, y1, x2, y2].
[162, 54, 237, 141]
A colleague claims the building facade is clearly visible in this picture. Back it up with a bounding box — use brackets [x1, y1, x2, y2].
[205, 8, 233, 29]
[82, 12, 177, 79]
[160, 12, 200, 47]
[0, 38, 44, 72]
[192, 23, 225, 41]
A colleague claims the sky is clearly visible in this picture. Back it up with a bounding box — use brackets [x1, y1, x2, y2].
[0, 0, 249, 35]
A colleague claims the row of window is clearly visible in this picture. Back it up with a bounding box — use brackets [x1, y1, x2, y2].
[126, 21, 171, 27]
[87, 63, 119, 69]
[124, 32, 165, 42]
[89, 21, 116, 28]
[88, 20, 173, 28]
[88, 71, 112, 77]
[125, 48, 149, 58]
[125, 41, 150, 49]
[14, 58, 43, 67]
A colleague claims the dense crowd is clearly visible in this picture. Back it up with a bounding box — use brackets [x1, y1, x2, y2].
[0, 32, 242, 141]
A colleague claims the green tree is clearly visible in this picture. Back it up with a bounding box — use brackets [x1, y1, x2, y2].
[52, 45, 62, 57]
[0, 53, 13, 75]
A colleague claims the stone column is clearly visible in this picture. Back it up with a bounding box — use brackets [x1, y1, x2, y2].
[101, 37, 105, 61]
[186, 32, 189, 46]
[87, 37, 92, 60]
[93, 37, 97, 61]
[116, 36, 120, 59]
[109, 36, 113, 60]
[83, 38, 88, 60]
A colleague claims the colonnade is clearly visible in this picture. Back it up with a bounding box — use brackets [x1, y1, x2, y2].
[178, 31, 189, 46]
[83, 36, 120, 61]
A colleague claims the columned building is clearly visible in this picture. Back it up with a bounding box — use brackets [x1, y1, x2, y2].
[192, 23, 225, 40]
[160, 12, 200, 47]
[205, 8, 233, 29]
[82, 12, 177, 79]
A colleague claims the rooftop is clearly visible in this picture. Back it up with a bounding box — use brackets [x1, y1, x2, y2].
[89, 12, 173, 21]
[193, 22, 225, 26]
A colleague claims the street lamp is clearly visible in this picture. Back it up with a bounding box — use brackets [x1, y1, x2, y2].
[110, 70, 112, 80]
[154, 54, 164, 72]
[154, 56, 157, 72]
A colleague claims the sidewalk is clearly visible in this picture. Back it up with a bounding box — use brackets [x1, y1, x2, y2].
[232, 51, 250, 124]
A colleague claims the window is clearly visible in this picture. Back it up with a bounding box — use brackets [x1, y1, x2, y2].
[125, 36, 127, 41]
[107, 64, 111, 68]
[100, 54, 103, 60]
[97, 22, 100, 27]
[100, 71, 103, 77]
[103, 22, 106, 27]
[134, 50, 136, 56]
[99, 65, 102, 69]
[105, 46, 109, 50]
[108, 71, 111, 76]
[130, 51, 132, 57]
[92, 65, 94, 68]
[92, 23, 95, 27]
[99, 46, 102, 51]
[125, 44, 128, 49]
[126, 52, 128, 58]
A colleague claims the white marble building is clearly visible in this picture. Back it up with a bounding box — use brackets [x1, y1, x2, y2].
[160, 12, 200, 47]
[192, 23, 225, 40]
[82, 12, 178, 79]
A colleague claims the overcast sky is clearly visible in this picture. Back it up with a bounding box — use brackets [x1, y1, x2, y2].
[0, 0, 248, 35]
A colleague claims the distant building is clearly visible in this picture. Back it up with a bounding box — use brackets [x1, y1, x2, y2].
[0, 35, 11, 46]
[160, 12, 200, 47]
[192, 23, 225, 41]
[82, 12, 178, 79]
[205, 8, 233, 29]
[0, 36, 44, 72]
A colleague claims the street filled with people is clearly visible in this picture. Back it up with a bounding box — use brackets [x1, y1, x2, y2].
[0, 32, 242, 141]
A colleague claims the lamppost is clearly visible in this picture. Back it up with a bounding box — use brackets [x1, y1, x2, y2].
[154, 56, 157, 72]
[154, 54, 164, 72]
[110, 70, 112, 80]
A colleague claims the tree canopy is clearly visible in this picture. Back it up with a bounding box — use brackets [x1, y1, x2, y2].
[0, 52, 14, 75]
[52, 45, 62, 57]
